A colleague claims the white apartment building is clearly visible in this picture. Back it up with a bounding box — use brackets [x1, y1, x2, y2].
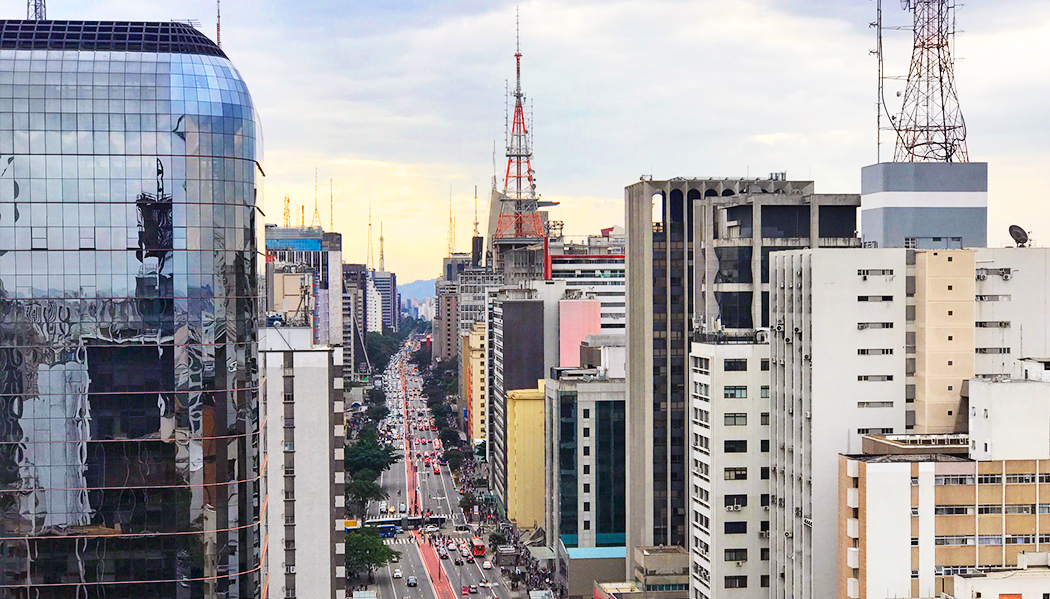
[261, 327, 346, 599]
[769, 248, 908, 599]
[550, 253, 626, 333]
[688, 340, 772, 598]
[366, 277, 382, 333]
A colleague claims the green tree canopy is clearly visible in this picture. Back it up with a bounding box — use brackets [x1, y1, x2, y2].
[459, 492, 476, 510]
[345, 437, 400, 479]
[346, 479, 387, 519]
[366, 404, 390, 423]
[345, 528, 401, 580]
[489, 530, 508, 547]
[443, 448, 465, 472]
[439, 428, 460, 449]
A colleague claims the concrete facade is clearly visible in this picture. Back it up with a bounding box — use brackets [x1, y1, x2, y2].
[559, 298, 603, 368]
[433, 280, 459, 363]
[860, 161, 988, 250]
[769, 248, 908, 599]
[624, 176, 861, 573]
[261, 327, 346, 599]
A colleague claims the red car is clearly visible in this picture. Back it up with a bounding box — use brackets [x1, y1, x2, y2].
[433, 467, 440, 474]
[461, 587, 469, 597]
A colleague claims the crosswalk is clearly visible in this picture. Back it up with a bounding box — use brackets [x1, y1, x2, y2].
[384, 537, 418, 545]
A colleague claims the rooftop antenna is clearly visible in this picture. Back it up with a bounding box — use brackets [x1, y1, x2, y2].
[300, 205, 305, 228]
[498, 5, 540, 238]
[311, 168, 322, 228]
[27, 0, 45, 20]
[366, 200, 374, 270]
[379, 222, 385, 272]
[473, 185, 480, 236]
[447, 186, 456, 257]
[283, 195, 291, 227]
[884, 0, 969, 162]
[216, 0, 221, 48]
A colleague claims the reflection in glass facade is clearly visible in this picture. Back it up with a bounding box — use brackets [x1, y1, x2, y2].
[0, 22, 262, 598]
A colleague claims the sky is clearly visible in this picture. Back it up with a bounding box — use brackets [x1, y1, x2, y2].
[12, 0, 1050, 282]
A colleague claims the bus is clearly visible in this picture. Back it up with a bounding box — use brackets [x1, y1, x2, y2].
[372, 524, 399, 538]
[470, 537, 486, 556]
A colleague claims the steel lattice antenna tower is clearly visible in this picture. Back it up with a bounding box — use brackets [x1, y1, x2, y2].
[311, 168, 322, 228]
[447, 188, 456, 257]
[379, 222, 385, 272]
[27, 0, 45, 20]
[893, 0, 968, 162]
[366, 201, 374, 270]
[502, 7, 538, 225]
[283, 195, 291, 227]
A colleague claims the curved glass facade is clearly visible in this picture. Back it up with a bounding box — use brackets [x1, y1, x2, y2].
[0, 23, 262, 598]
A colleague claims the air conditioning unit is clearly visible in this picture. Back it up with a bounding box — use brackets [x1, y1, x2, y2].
[726, 505, 741, 512]
[764, 506, 770, 511]
[976, 273, 987, 281]
[1002, 272, 1012, 280]
[804, 411, 811, 419]
[804, 354, 811, 361]
[785, 337, 792, 344]
[775, 324, 784, 332]
[784, 531, 793, 538]
[803, 518, 813, 528]
[857, 323, 868, 330]
[736, 561, 746, 567]
[999, 321, 1010, 328]
[286, 565, 296, 574]
[795, 507, 802, 516]
[759, 531, 770, 538]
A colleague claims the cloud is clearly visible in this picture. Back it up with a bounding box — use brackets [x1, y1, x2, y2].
[15, 0, 1050, 280]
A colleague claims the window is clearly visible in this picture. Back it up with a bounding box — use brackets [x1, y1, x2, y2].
[760, 548, 770, 560]
[1005, 534, 1035, 545]
[725, 413, 747, 426]
[583, 521, 590, 531]
[859, 322, 894, 329]
[760, 386, 770, 398]
[1006, 474, 1036, 484]
[947, 335, 953, 341]
[582, 409, 590, 418]
[761, 413, 769, 425]
[724, 522, 747, 534]
[583, 483, 590, 493]
[724, 468, 748, 481]
[935, 535, 975, 546]
[976, 347, 1011, 354]
[947, 285, 953, 291]
[761, 359, 770, 371]
[858, 428, 895, 435]
[761, 467, 770, 480]
[858, 295, 893, 302]
[948, 310, 953, 316]
[761, 440, 769, 452]
[858, 348, 894, 355]
[724, 440, 747, 453]
[977, 474, 1001, 485]
[724, 549, 748, 562]
[978, 535, 1002, 545]
[583, 502, 590, 512]
[760, 494, 769, 507]
[583, 446, 590, 456]
[978, 505, 1002, 515]
[724, 576, 747, 588]
[724, 359, 747, 372]
[858, 375, 894, 381]
[760, 575, 770, 588]
[934, 505, 974, 515]
[858, 401, 894, 408]
[935, 475, 976, 485]
[583, 465, 590, 475]
[1005, 504, 1035, 515]
[725, 495, 747, 508]
[583, 427, 590, 438]
[724, 386, 748, 399]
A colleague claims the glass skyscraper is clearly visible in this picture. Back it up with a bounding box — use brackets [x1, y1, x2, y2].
[0, 21, 262, 598]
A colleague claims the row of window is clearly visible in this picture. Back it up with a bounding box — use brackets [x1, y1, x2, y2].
[724, 467, 770, 481]
[932, 504, 1050, 516]
[932, 534, 1050, 546]
[932, 473, 1050, 485]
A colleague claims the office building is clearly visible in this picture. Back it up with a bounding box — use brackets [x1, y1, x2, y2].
[488, 280, 565, 512]
[261, 327, 346, 599]
[463, 321, 488, 444]
[265, 225, 343, 347]
[769, 248, 909, 599]
[0, 21, 262, 596]
[550, 227, 627, 332]
[433, 280, 458, 363]
[838, 379, 1050, 599]
[443, 253, 472, 283]
[457, 268, 504, 334]
[372, 270, 399, 333]
[342, 263, 370, 380]
[860, 162, 987, 250]
[366, 276, 382, 333]
[506, 383, 547, 529]
[624, 176, 861, 564]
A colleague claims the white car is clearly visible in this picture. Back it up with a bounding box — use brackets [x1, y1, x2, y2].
[423, 525, 440, 534]
[482, 561, 492, 570]
[393, 569, 403, 579]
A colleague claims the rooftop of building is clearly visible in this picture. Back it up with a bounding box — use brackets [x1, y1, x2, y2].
[548, 367, 625, 383]
[637, 545, 688, 556]
[844, 453, 970, 463]
[0, 20, 225, 58]
[869, 433, 970, 448]
[583, 334, 626, 347]
[958, 552, 1050, 578]
[565, 546, 626, 560]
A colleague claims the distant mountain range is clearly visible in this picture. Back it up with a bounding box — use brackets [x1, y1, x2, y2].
[399, 278, 435, 302]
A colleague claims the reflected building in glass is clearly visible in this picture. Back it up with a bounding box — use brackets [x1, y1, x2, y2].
[0, 22, 263, 598]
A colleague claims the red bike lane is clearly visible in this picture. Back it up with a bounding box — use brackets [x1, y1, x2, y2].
[415, 531, 456, 599]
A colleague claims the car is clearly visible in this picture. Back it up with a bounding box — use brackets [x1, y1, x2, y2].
[399, 503, 407, 513]
[482, 561, 492, 570]
[433, 467, 440, 475]
[465, 555, 475, 563]
[438, 549, 449, 559]
[461, 586, 470, 597]
[453, 557, 464, 565]
[424, 525, 440, 534]
[407, 577, 418, 587]
[469, 585, 478, 594]
[447, 541, 457, 551]
[393, 569, 403, 579]
[388, 506, 397, 514]
[379, 501, 388, 512]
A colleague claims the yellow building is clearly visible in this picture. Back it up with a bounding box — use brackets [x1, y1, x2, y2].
[506, 381, 546, 529]
[462, 321, 488, 443]
[915, 250, 976, 433]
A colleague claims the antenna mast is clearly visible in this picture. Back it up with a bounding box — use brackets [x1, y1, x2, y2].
[283, 195, 291, 227]
[892, 0, 968, 162]
[27, 0, 45, 20]
[216, 0, 221, 48]
[366, 201, 374, 270]
[379, 222, 385, 272]
[473, 185, 480, 236]
[311, 168, 322, 228]
[447, 188, 456, 257]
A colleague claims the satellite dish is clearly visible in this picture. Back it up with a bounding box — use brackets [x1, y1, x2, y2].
[1009, 225, 1029, 247]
